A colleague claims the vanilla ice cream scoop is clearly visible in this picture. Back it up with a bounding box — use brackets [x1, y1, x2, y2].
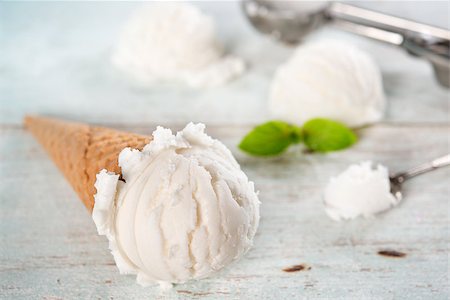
[112, 3, 245, 88]
[324, 161, 399, 221]
[269, 40, 385, 127]
[92, 123, 260, 286]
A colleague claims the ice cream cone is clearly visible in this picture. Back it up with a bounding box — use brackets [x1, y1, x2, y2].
[24, 116, 152, 212]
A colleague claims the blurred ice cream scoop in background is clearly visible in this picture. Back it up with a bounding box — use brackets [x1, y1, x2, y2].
[113, 2, 245, 88]
[269, 40, 385, 127]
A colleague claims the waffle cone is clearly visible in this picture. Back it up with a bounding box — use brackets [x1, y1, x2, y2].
[24, 116, 152, 212]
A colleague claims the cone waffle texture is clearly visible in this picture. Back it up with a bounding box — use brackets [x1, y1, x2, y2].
[24, 116, 152, 212]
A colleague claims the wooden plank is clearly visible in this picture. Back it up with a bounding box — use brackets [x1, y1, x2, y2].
[1, 124, 448, 299]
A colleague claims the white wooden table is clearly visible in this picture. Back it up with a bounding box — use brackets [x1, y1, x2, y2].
[1, 2, 449, 299]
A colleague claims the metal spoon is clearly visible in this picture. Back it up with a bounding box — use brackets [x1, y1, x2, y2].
[242, 0, 450, 88]
[389, 154, 450, 201]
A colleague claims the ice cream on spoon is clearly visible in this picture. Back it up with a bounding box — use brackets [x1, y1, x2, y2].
[324, 161, 398, 221]
[324, 156, 450, 221]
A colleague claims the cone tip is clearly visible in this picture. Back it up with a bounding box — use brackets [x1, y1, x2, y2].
[24, 115, 36, 129]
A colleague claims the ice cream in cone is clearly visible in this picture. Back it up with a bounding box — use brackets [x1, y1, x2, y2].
[25, 116, 260, 287]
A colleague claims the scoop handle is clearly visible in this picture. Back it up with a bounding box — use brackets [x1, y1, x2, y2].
[391, 154, 450, 183]
[327, 2, 450, 88]
[327, 2, 450, 40]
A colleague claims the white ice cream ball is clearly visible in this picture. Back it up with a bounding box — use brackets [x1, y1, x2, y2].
[324, 161, 399, 221]
[112, 3, 245, 88]
[269, 40, 386, 127]
[93, 123, 260, 286]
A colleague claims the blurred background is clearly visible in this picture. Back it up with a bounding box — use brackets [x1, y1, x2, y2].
[0, 1, 448, 126]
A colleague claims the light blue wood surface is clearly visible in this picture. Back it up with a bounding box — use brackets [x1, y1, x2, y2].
[1, 1, 449, 299]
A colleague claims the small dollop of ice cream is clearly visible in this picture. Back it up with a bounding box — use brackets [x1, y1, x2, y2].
[324, 161, 400, 221]
[269, 40, 385, 127]
[112, 3, 245, 88]
[92, 123, 260, 286]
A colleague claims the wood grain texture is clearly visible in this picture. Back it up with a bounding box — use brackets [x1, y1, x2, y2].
[1, 124, 449, 299]
[0, 1, 449, 299]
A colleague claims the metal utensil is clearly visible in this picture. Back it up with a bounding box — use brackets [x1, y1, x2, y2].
[389, 154, 450, 201]
[242, 0, 450, 87]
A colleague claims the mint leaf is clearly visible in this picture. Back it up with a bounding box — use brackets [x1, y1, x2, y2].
[239, 121, 302, 156]
[303, 118, 357, 152]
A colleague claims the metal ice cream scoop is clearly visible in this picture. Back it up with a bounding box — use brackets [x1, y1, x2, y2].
[389, 154, 450, 201]
[242, 0, 450, 87]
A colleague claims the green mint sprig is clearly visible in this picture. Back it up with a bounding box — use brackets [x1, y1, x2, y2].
[239, 118, 357, 156]
[238, 121, 302, 156]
